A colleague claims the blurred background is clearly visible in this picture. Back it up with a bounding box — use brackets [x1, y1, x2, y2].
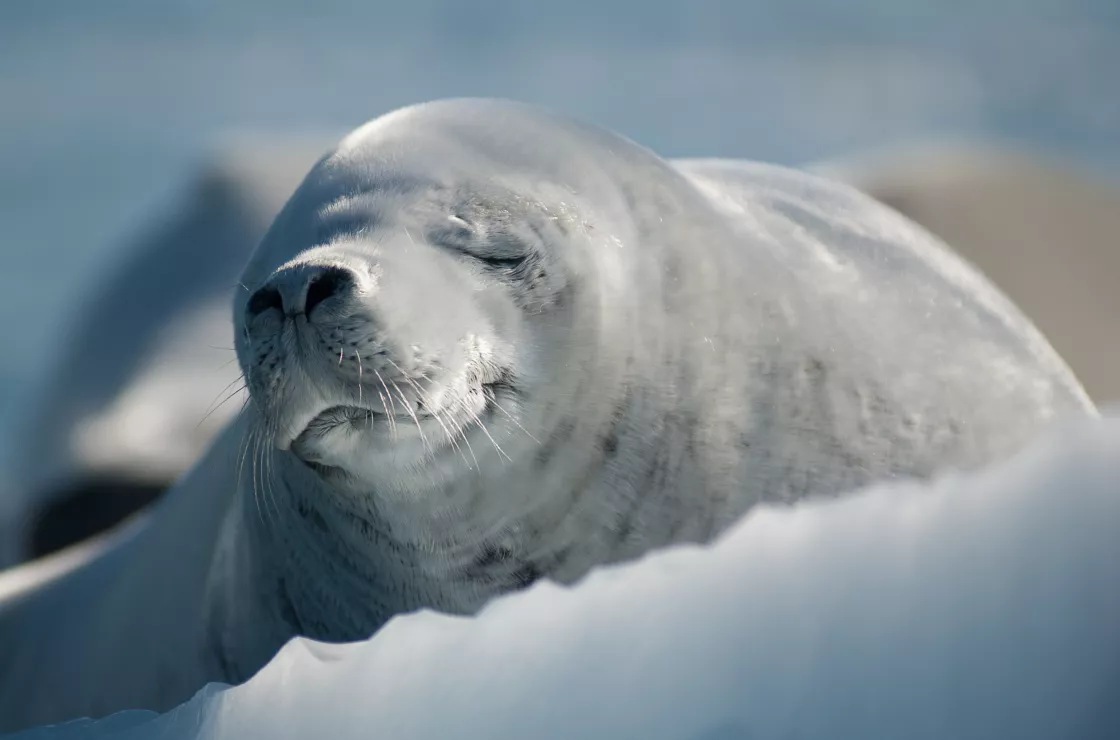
[1, 0, 1118, 561]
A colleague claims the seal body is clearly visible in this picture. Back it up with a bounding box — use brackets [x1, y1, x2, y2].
[813, 142, 1120, 404]
[0, 99, 1095, 732]
[210, 100, 1094, 679]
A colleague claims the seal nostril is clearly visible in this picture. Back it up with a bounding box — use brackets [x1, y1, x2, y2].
[246, 286, 283, 318]
[305, 266, 352, 315]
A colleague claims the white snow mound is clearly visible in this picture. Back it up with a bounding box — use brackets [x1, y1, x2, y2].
[11, 415, 1120, 740]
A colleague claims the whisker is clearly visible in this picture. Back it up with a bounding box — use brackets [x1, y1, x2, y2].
[245, 423, 265, 525]
[373, 369, 399, 440]
[355, 350, 366, 408]
[389, 380, 430, 451]
[234, 377, 265, 525]
[214, 356, 241, 371]
[442, 404, 478, 470]
[383, 360, 468, 463]
[374, 388, 396, 441]
[251, 417, 276, 529]
[235, 413, 253, 495]
[198, 379, 248, 430]
[485, 386, 540, 444]
[384, 360, 441, 414]
[416, 393, 472, 470]
[252, 422, 268, 527]
[230, 393, 252, 434]
[204, 374, 247, 414]
[262, 418, 281, 526]
[265, 424, 283, 527]
[386, 361, 428, 400]
[456, 395, 511, 463]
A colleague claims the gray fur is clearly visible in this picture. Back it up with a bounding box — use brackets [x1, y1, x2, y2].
[212, 100, 1094, 680]
[0, 99, 1095, 732]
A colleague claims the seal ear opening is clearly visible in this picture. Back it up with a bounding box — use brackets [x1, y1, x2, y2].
[25, 476, 168, 559]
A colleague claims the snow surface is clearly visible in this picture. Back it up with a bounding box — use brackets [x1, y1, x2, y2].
[8, 414, 1119, 740]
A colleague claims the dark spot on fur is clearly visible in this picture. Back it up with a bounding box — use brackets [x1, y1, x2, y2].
[682, 412, 700, 457]
[550, 546, 572, 569]
[510, 562, 542, 590]
[625, 424, 677, 532]
[535, 417, 576, 467]
[296, 500, 329, 532]
[462, 543, 547, 589]
[600, 408, 624, 455]
[276, 578, 306, 634]
[474, 543, 512, 569]
[340, 509, 409, 556]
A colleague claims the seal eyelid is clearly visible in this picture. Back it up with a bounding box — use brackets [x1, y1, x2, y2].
[432, 214, 531, 270]
[462, 234, 534, 271]
[431, 213, 477, 246]
[472, 253, 530, 270]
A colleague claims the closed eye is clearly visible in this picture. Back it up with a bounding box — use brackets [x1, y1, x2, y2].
[433, 212, 533, 272]
[473, 254, 529, 270]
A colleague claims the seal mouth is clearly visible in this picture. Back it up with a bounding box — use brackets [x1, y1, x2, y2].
[290, 403, 431, 454]
[306, 404, 425, 432]
[291, 370, 518, 459]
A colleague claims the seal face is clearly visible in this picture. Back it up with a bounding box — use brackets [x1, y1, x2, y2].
[239, 184, 576, 498]
[216, 98, 1096, 681]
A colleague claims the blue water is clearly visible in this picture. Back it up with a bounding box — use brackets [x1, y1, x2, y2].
[1, 0, 1119, 427]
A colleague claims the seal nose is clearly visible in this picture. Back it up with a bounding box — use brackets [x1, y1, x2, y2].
[246, 265, 357, 318]
[304, 266, 352, 315]
[245, 284, 283, 318]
